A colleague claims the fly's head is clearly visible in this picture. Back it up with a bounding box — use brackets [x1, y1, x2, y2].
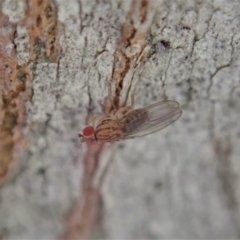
[78, 126, 97, 144]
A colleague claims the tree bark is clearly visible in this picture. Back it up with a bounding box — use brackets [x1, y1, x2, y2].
[0, 0, 240, 239]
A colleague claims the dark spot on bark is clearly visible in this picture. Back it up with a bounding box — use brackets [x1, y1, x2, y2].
[154, 180, 163, 190]
[141, 0, 147, 8]
[160, 40, 170, 48]
[37, 0, 43, 6]
[119, 80, 123, 90]
[37, 167, 46, 175]
[118, 143, 125, 149]
[182, 26, 191, 30]
[36, 15, 42, 27]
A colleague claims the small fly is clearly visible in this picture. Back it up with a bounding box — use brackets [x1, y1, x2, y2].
[78, 100, 182, 144]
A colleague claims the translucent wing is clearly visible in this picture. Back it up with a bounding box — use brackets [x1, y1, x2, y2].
[122, 100, 182, 139]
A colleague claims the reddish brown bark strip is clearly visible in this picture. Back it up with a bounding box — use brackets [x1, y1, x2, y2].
[0, 9, 31, 180]
[63, 0, 153, 239]
[23, 0, 59, 61]
[0, 0, 59, 183]
[63, 144, 105, 239]
[112, 0, 151, 109]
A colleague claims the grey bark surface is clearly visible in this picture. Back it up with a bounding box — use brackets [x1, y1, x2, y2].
[1, 0, 240, 239]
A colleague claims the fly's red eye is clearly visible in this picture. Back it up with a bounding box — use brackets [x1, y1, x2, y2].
[83, 126, 94, 136]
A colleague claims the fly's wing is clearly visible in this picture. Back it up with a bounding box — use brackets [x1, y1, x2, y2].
[123, 100, 182, 139]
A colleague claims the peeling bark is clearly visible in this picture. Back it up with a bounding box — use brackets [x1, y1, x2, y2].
[1, 0, 240, 239]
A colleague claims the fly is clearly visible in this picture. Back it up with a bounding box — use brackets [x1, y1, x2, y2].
[78, 100, 182, 144]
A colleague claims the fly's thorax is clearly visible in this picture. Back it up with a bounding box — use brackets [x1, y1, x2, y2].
[95, 120, 125, 142]
[122, 108, 149, 134]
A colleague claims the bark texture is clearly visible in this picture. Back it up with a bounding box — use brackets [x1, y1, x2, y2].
[0, 0, 240, 239]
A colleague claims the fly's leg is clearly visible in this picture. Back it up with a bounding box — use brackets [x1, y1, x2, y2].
[121, 80, 137, 108]
[123, 80, 137, 107]
[122, 46, 149, 107]
[103, 77, 119, 115]
[103, 95, 117, 115]
[130, 88, 135, 107]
